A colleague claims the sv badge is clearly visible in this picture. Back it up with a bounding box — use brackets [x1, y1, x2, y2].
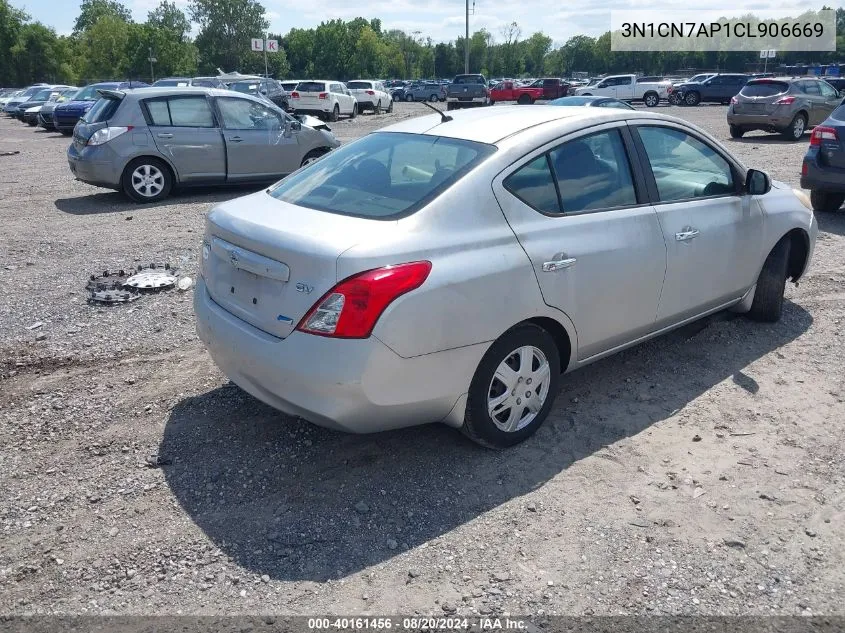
[295, 282, 314, 294]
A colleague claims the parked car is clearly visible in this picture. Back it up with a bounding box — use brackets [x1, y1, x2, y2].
[38, 88, 80, 130]
[573, 74, 669, 107]
[289, 81, 357, 121]
[403, 82, 447, 103]
[446, 74, 490, 109]
[667, 74, 716, 105]
[279, 80, 302, 93]
[66, 87, 340, 202]
[3, 84, 48, 115]
[548, 95, 635, 109]
[193, 106, 816, 447]
[0, 88, 23, 108]
[490, 78, 569, 104]
[14, 85, 72, 122]
[54, 81, 149, 135]
[346, 80, 393, 113]
[800, 103, 845, 211]
[229, 77, 289, 110]
[673, 73, 748, 106]
[727, 76, 840, 141]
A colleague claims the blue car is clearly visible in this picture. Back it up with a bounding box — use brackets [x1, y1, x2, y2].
[54, 81, 148, 135]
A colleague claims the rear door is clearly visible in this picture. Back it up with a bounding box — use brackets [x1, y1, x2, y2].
[493, 123, 667, 360]
[145, 95, 226, 182]
[214, 96, 300, 181]
[631, 123, 763, 325]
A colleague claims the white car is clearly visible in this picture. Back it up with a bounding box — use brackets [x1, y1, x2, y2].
[346, 80, 393, 114]
[289, 80, 358, 122]
[575, 74, 671, 107]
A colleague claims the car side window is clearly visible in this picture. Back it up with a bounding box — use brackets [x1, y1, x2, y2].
[819, 81, 838, 97]
[144, 96, 215, 127]
[216, 97, 281, 131]
[504, 155, 561, 214]
[803, 81, 821, 96]
[637, 126, 735, 202]
[548, 129, 637, 212]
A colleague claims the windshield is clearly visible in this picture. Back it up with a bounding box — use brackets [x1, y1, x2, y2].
[268, 132, 496, 219]
[74, 85, 113, 101]
[740, 81, 789, 97]
[23, 86, 44, 96]
[231, 82, 260, 93]
[32, 89, 54, 100]
[550, 96, 594, 106]
[153, 79, 190, 87]
[346, 81, 372, 90]
[688, 74, 713, 83]
[191, 79, 218, 87]
[453, 75, 484, 85]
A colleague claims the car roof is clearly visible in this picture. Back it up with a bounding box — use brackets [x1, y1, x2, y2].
[747, 76, 815, 83]
[380, 105, 656, 144]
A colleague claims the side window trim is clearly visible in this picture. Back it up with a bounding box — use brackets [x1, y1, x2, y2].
[628, 122, 744, 205]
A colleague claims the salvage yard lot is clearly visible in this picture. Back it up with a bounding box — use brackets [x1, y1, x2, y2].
[1, 103, 843, 616]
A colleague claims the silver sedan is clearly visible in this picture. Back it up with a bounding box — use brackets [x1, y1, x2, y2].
[195, 106, 817, 448]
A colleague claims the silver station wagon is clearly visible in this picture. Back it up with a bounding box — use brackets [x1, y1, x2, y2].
[67, 87, 340, 202]
[195, 106, 818, 448]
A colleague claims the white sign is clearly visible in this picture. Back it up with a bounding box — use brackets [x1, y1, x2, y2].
[265, 39, 278, 53]
[759, 50, 767, 58]
[767, 49, 777, 58]
[760, 49, 776, 58]
[251, 38, 264, 52]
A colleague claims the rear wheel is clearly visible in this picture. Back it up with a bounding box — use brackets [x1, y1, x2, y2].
[729, 124, 745, 139]
[374, 100, 382, 114]
[350, 103, 357, 119]
[122, 157, 173, 203]
[517, 94, 532, 105]
[643, 92, 659, 107]
[462, 324, 561, 449]
[810, 190, 845, 212]
[386, 99, 393, 113]
[782, 113, 807, 141]
[747, 238, 790, 323]
[684, 91, 701, 106]
[329, 104, 339, 122]
[59, 129, 72, 136]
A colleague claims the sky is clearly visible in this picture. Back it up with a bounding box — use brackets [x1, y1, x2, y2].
[8, 0, 840, 46]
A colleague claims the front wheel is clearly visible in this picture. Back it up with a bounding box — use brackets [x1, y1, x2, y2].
[668, 93, 681, 105]
[747, 238, 790, 323]
[684, 91, 701, 106]
[122, 157, 173, 203]
[729, 124, 745, 139]
[643, 92, 659, 107]
[462, 324, 561, 448]
[429, 94, 439, 102]
[300, 149, 327, 167]
[810, 190, 845, 212]
[405, 93, 414, 102]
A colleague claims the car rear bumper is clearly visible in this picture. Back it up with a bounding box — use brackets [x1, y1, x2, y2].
[446, 96, 486, 103]
[194, 277, 483, 433]
[54, 116, 81, 131]
[800, 155, 845, 192]
[727, 110, 794, 130]
[67, 143, 123, 189]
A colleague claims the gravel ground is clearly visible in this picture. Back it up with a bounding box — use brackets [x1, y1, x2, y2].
[1, 102, 844, 617]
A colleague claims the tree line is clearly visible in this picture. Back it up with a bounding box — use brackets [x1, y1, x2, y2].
[2, 0, 845, 88]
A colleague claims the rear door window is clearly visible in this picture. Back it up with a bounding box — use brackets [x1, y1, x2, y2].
[504, 156, 560, 214]
[144, 96, 216, 127]
[268, 132, 495, 218]
[801, 81, 821, 95]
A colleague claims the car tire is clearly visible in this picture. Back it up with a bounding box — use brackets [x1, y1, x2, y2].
[405, 93, 414, 102]
[684, 91, 701, 106]
[300, 149, 327, 167]
[429, 94, 438, 102]
[446, 103, 456, 111]
[121, 157, 173, 203]
[59, 129, 72, 136]
[374, 100, 382, 114]
[350, 103, 357, 119]
[668, 93, 681, 105]
[329, 104, 339, 122]
[387, 100, 393, 113]
[489, 99, 495, 105]
[747, 237, 790, 323]
[461, 324, 561, 449]
[517, 94, 532, 105]
[643, 92, 659, 107]
[782, 113, 807, 141]
[729, 124, 745, 139]
[810, 190, 845, 212]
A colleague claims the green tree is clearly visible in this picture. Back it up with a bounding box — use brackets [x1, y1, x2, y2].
[284, 28, 315, 77]
[524, 32, 552, 75]
[80, 14, 130, 81]
[189, 0, 268, 73]
[0, 0, 28, 85]
[11, 22, 67, 83]
[73, 0, 132, 35]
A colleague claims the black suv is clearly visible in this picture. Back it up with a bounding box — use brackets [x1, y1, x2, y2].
[228, 78, 289, 111]
[675, 73, 748, 106]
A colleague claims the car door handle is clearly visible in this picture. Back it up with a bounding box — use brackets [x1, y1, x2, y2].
[156, 133, 173, 139]
[675, 227, 700, 242]
[542, 257, 577, 272]
[229, 136, 243, 143]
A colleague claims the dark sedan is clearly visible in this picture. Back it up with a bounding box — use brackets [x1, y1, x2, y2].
[800, 103, 845, 212]
[548, 95, 634, 109]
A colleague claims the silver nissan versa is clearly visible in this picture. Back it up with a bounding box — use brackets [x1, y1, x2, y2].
[67, 87, 340, 202]
[195, 106, 817, 448]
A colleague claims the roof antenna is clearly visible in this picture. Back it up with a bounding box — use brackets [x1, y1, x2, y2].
[421, 100, 452, 123]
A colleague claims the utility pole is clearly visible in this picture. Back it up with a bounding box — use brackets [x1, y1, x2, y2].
[465, 0, 469, 73]
[264, 33, 269, 78]
[148, 47, 156, 83]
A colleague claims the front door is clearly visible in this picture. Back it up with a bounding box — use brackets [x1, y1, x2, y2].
[493, 124, 667, 360]
[614, 76, 634, 100]
[215, 96, 300, 181]
[145, 95, 226, 182]
[818, 79, 841, 122]
[632, 123, 764, 326]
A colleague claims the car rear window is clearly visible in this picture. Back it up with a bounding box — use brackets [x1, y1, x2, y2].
[191, 79, 217, 87]
[346, 81, 372, 90]
[83, 97, 122, 123]
[154, 79, 190, 87]
[453, 75, 484, 84]
[268, 132, 496, 219]
[830, 104, 845, 120]
[296, 82, 325, 92]
[231, 82, 260, 94]
[145, 96, 215, 127]
[740, 81, 789, 97]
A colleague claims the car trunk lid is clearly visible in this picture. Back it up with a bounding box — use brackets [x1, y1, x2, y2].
[293, 81, 328, 108]
[203, 192, 395, 338]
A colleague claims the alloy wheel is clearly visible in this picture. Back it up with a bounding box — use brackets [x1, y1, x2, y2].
[131, 164, 164, 198]
[487, 345, 551, 433]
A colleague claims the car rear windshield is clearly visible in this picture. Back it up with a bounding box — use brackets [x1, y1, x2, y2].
[154, 79, 190, 86]
[191, 79, 217, 87]
[82, 96, 122, 123]
[453, 75, 484, 84]
[346, 81, 372, 90]
[231, 82, 260, 93]
[740, 81, 789, 97]
[74, 85, 114, 101]
[296, 82, 325, 92]
[268, 132, 496, 219]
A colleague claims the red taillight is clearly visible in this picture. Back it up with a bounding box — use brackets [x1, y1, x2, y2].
[365, 90, 375, 95]
[290, 91, 299, 98]
[318, 92, 328, 99]
[730, 96, 737, 104]
[296, 262, 432, 338]
[801, 161, 809, 176]
[773, 96, 796, 105]
[810, 125, 838, 146]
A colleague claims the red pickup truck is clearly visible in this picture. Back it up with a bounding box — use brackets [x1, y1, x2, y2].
[490, 78, 569, 104]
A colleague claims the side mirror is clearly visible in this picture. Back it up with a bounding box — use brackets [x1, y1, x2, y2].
[290, 119, 301, 132]
[746, 168, 771, 196]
